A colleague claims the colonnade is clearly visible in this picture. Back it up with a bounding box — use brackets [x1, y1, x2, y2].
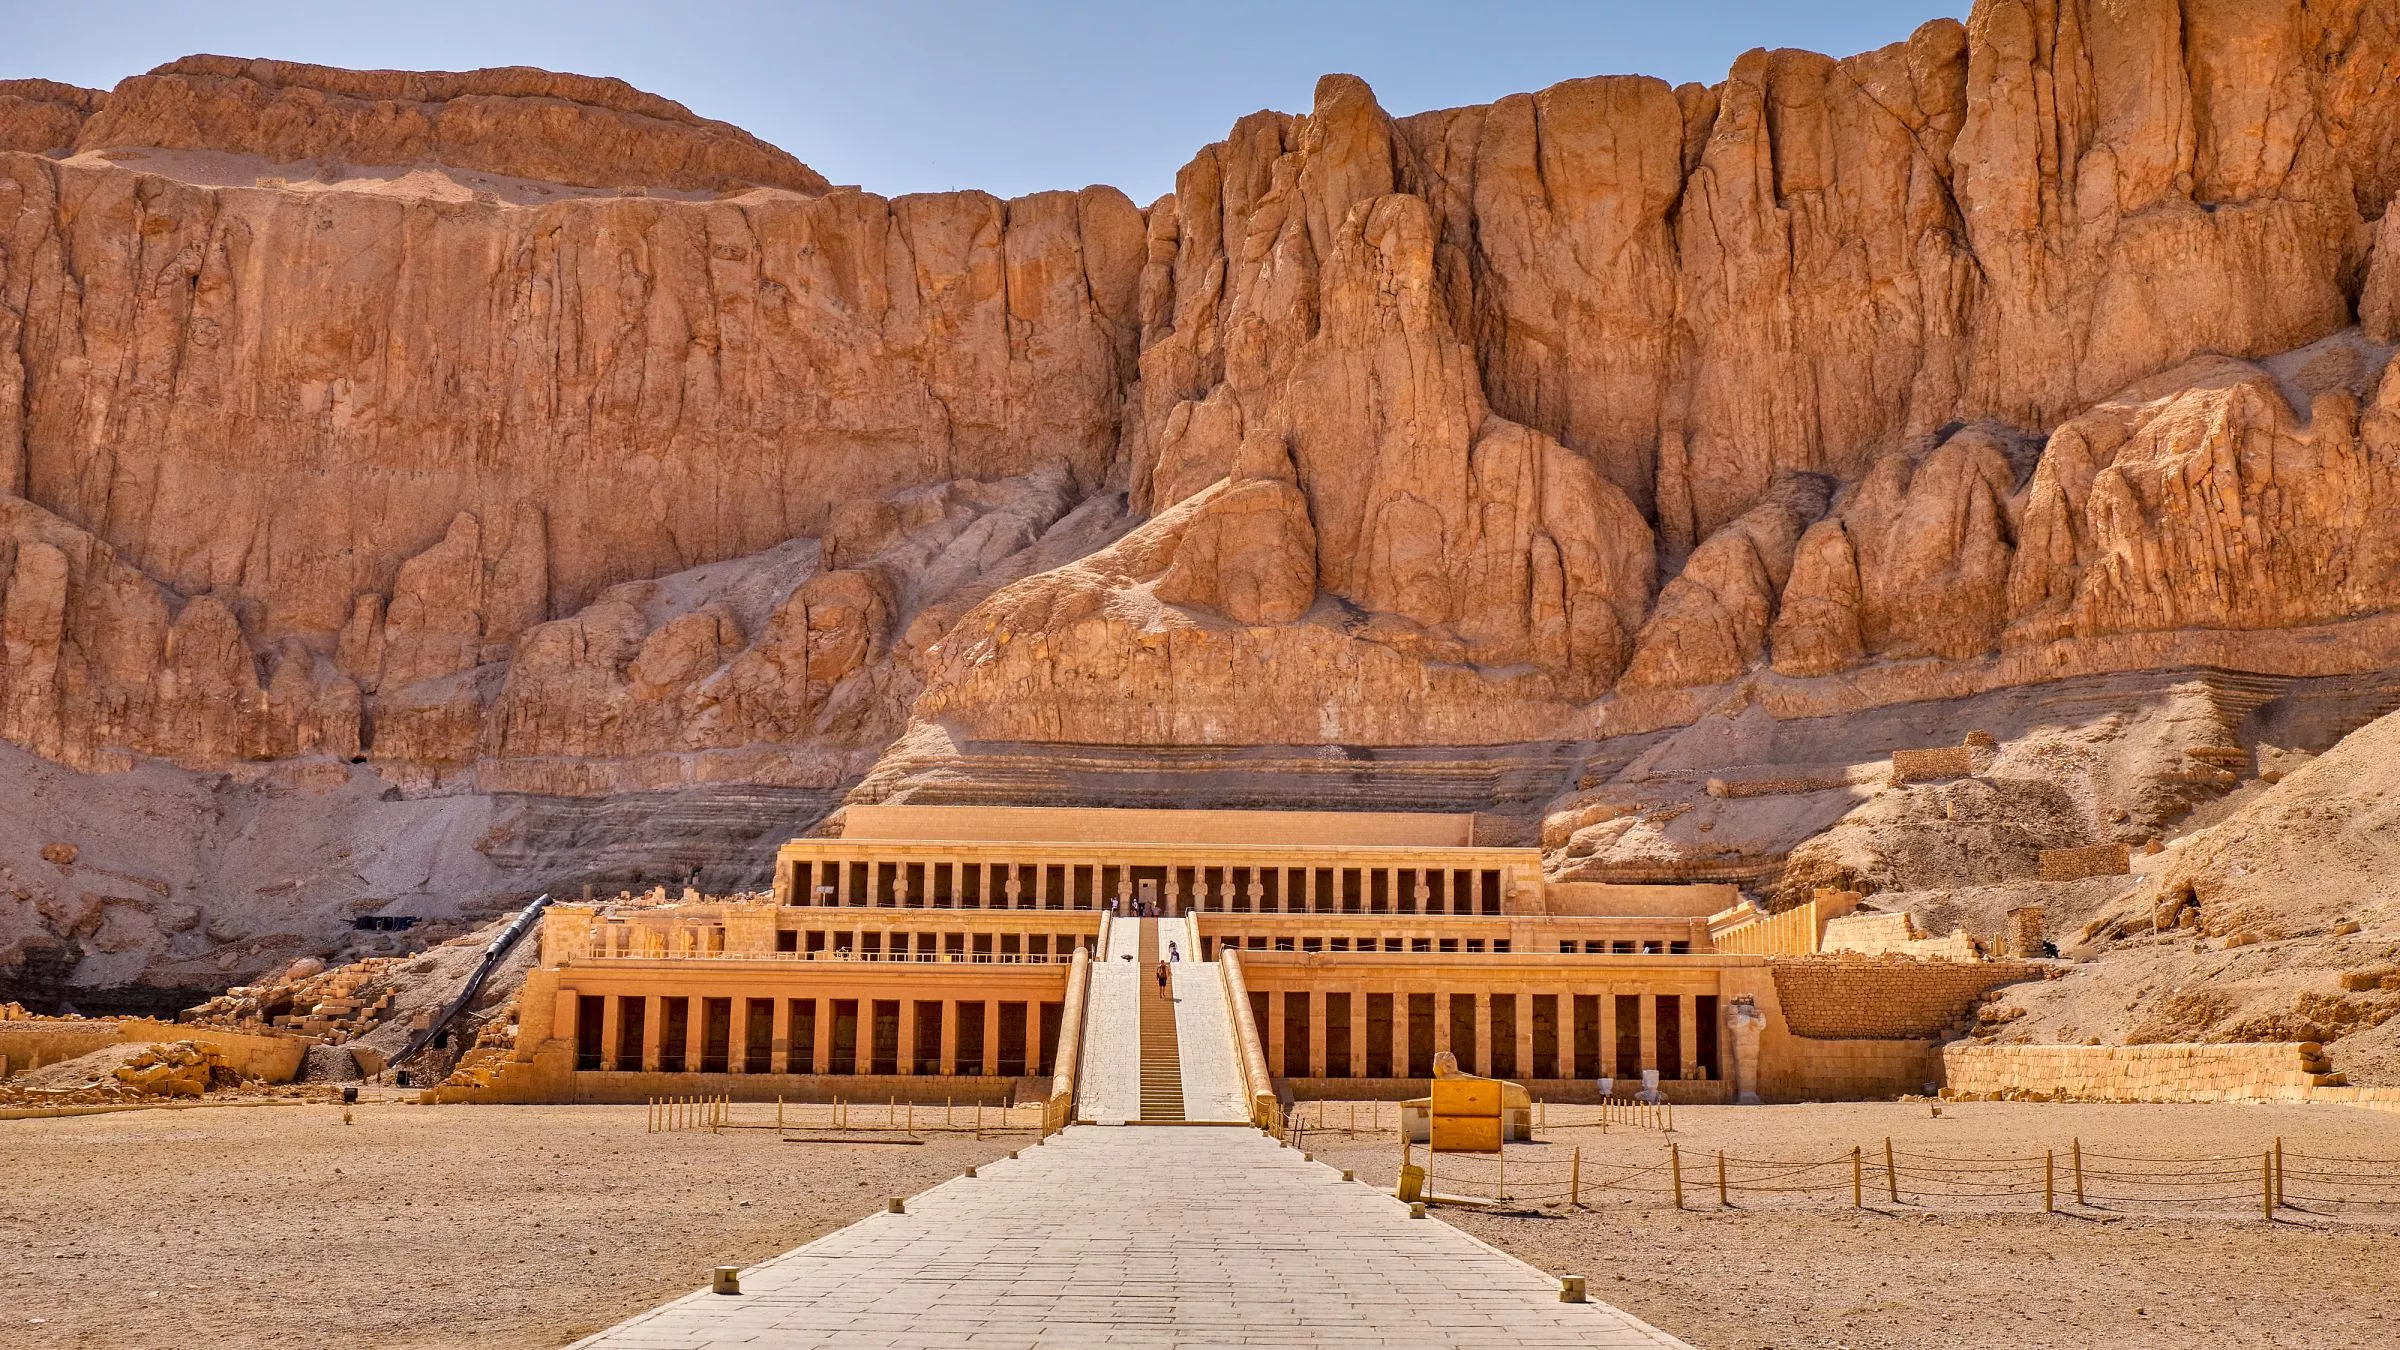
[1248, 986, 1722, 1084]
[572, 992, 1065, 1078]
[783, 856, 1511, 917]
[780, 927, 1091, 962]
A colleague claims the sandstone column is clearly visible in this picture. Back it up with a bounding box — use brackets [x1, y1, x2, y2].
[940, 1000, 959, 1075]
[1307, 992, 1328, 1080]
[1597, 991, 1617, 1082]
[599, 995, 622, 1072]
[1637, 993, 1658, 1074]
[642, 994, 664, 1073]
[1513, 993, 1535, 1082]
[728, 997, 750, 1074]
[1473, 992, 1493, 1077]
[811, 999, 833, 1077]
[771, 996, 792, 1075]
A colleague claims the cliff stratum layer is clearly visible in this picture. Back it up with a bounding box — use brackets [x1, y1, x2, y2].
[6, 2, 2400, 1016]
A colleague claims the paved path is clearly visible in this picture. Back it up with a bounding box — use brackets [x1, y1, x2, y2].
[1169, 964, 1247, 1123]
[573, 1125, 1691, 1349]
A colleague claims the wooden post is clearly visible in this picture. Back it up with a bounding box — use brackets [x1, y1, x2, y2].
[778, 1095, 784, 1132]
[2044, 1150, 2055, 1214]
[1497, 1150, 1506, 1203]
[2264, 1152, 2274, 1222]
[2073, 1137, 2084, 1206]
[1670, 1143, 1684, 1210]
[1570, 1147, 1581, 1206]
[1885, 1137, 1899, 1203]
[1852, 1146, 1863, 1208]
[1717, 1150, 1728, 1208]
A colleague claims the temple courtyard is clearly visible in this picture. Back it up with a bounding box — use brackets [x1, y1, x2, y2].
[8, 1098, 2397, 1349]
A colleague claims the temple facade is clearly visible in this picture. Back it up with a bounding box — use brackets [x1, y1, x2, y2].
[437, 806, 2033, 1111]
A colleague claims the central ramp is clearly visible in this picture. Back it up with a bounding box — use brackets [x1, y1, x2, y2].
[572, 1125, 1693, 1349]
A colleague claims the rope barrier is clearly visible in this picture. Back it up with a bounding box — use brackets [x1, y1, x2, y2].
[1389, 1134, 2400, 1218]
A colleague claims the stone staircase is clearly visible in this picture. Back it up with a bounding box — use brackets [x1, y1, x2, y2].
[1136, 920, 1186, 1123]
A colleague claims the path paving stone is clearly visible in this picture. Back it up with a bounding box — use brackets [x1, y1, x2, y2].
[573, 1124, 1692, 1349]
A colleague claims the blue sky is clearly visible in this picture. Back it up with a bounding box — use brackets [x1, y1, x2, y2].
[5, 0, 1971, 201]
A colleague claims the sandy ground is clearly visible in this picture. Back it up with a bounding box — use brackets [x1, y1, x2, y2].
[4, 1099, 1021, 1349]
[1309, 1101, 2400, 1350]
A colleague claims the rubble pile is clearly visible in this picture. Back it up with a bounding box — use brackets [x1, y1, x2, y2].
[185, 955, 401, 1044]
[0, 1039, 247, 1106]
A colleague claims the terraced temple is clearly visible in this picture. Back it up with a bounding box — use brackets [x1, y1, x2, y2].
[432, 806, 2033, 1112]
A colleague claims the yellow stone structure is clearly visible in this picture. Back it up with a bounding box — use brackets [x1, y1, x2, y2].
[436, 805, 2032, 1109]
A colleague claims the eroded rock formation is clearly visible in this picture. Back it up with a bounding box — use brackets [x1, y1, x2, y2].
[8, 6, 2400, 1005]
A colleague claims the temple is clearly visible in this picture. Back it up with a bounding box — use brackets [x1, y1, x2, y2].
[435, 807, 2035, 1114]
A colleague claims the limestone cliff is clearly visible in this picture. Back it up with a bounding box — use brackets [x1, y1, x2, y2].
[8, 6, 2400, 1008]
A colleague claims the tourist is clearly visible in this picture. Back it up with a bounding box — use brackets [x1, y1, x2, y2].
[1166, 940, 1180, 963]
[1155, 958, 1171, 1000]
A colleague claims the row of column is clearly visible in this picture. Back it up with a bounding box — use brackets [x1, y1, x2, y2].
[1255, 989, 1722, 1083]
[573, 993, 1061, 1077]
[787, 928, 1089, 961]
[786, 857, 1507, 916]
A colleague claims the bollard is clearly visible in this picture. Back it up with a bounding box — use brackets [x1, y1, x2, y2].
[1341, 1170, 1354, 1182]
[1409, 1201, 1427, 1219]
[1570, 1148, 1581, 1207]
[1852, 1146, 1863, 1208]
[1718, 1150, 1728, 1208]
[1559, 1275, 1588, 1304]
[712, 1267, 740, 1295]
[2073, 1137, 2084, 1206]
[1009, 1150, 1019, 1160]
[964, 1166, 977, 1178]
[1887, 1136, 1900, 1204]
[887, 1198, 906, 1214]
[1670, 1143, 1684, 1210]
[2044, 1150, 2055, 1214]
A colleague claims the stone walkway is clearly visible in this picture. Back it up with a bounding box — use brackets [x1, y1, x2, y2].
[1169, 963, 1247, 1123]
[1078, 923, 1143, 1124]
[572, 1125, 1691, 1349]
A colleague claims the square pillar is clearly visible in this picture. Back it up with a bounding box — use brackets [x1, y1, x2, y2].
[728, 997, 750, 1074]
[599, 994, 623, 1072]
[1391, 989, 1410, 1080]
[1473, 991, 1492, 1077]
[770, 995, 792, 1074]
[641, 994, 663, 1072]
[1432, 990, 1452, 1057]
[1680, 995, 1701, 1081]
[898, 998, 919, 1076]
[811, 998, 834, 1075]
[1266, 989, 1287, 1075]
[985, 998, 1002, 1076]
[1349, 988, 1370, 1078]
[1514, 993, 1536, 1082]
[684, 997, 706, 1072]
[940, 1000, 960, 1075]
[1307, 991, 1328, 1079]
[1638, 992, 1658, 1073]
[1597, 990, 1616, 1085]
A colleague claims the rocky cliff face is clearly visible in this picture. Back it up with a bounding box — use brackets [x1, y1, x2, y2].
[7, 5, 2400, 1006]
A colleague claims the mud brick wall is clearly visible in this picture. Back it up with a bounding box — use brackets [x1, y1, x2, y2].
[1771, 958, 2037, 1039]
[1890, 746, 1974, 782]
[2038, 844, 2131, 881]
[1941, 1042, 2329, 1103]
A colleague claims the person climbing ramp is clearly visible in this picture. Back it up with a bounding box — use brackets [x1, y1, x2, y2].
[1156, 958, 1172, 1000]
